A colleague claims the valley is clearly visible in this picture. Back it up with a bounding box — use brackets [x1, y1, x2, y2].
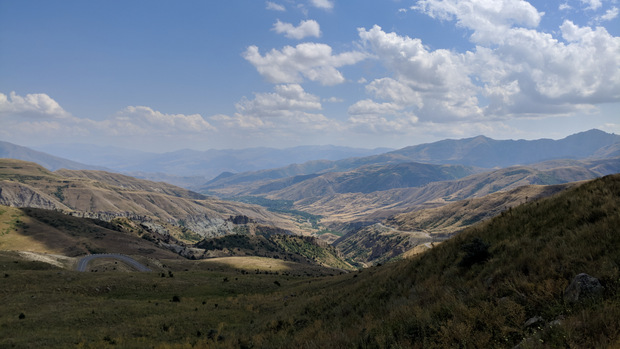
[1, 129, 619, 347]
[1, 173, 619, 348]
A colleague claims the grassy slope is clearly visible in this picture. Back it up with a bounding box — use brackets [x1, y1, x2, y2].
[1, 174, 619, 348]
[0, 205, 181, 259]
[293, 163, 610, 227]
[334, 183, 575, 267]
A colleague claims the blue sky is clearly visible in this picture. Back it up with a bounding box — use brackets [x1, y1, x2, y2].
[1, 0, 618, 152]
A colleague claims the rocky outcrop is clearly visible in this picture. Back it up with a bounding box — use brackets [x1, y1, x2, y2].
[564, 273, 603, 303]
[0, 182, 69, 211]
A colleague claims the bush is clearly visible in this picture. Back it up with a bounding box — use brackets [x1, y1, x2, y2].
[458, 237, 490, 268]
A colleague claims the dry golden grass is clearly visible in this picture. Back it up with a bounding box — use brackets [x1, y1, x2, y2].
[199, 256, 297, 272]
[0, 206, 77, 254]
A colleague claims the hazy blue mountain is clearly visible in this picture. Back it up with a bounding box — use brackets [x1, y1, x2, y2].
[35, 143, 393, 179]
[391, 129, 620, 167]
[204, 129, 620, 190]
[0, 140, 105, 171]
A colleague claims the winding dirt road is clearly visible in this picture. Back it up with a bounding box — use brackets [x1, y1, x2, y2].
[76, 254, 151, 272]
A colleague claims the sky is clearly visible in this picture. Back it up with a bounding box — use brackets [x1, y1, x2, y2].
[0, 0, 619, 152]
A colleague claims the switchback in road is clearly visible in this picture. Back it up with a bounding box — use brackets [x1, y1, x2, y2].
[76, 254, 151, 272]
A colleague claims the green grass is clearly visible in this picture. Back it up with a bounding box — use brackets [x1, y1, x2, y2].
[231, 196, 323, 229]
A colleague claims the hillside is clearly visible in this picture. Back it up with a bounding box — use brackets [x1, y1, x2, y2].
[221, 162, 478, 201]
[1, 174, 618, 348]
[0, 203, 352, 269]
[0, 158, 303, 237]
[335, 182, 575, 267]
[289, 158, 620, 229]
[0, 205, 181, 259]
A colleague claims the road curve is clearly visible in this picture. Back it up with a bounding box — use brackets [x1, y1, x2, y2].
[76, 254, 151, 272]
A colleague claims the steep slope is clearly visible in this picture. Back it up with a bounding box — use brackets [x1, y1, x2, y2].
[0, 205, 181, 258]
[244, 173, 620, 348]
[0, 204, 352, 268]
[0, 159, 302, 238]
[335, 183, 575, 266]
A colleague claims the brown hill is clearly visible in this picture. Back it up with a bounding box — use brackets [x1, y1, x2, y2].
[0, 205, 180, 259]
[334, 182, 576, 266]
[292, 159, 619, 228]
[0, 159, 303, 238]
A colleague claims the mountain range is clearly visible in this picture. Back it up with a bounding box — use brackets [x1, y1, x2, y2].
[2, 129, 620, 266]
[32, 143, 393, 180]
[203, 129, 620, 191]
[4, 129, 618, 192]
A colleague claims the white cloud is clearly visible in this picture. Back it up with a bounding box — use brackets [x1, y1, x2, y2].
[357, 25, 482, 121]
[211, 84, 342, 136]
[351, 1, 620, 124]
[104, 106, 214, 135]
[559, 3, 572, 11]
[310, 0, 333, 10]
[365, 78, 423, 108]
[348, 113, 419, 134]
[0, 91, 70, 119]
[0, 92, 217, 149]
[272, 19, 321, 40]
[348, 99, 404, 116]
[235, 84, 322, 118]
[580, 0, 602, 10]
[266, 1, 285, 11]
[243, 43, 366, 85]
[413, 0, 543, 44]
[599, 7, 619, 21]
[324, 97, 344, 103]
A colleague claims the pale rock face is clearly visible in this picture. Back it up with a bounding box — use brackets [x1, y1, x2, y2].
[0, 182, 68, 210]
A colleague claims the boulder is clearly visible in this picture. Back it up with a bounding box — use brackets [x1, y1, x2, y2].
[524, 316, 544, 329]
[563, 273, 603, 303]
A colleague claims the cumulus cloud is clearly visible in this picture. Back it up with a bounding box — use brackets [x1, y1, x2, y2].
[243, 43, 366, 85]
[365, 78, 423, 108]
[357, 25, 482, 121]
[211, 84, 341, 136]
[351, 1, 620, 126]
[266, 1, 285, 11]
[235, 84, 322, 118]
[413, 0, 543, 44]
[104, 106, 214, 135]
[273, 19, 321, 39]
[310, 0, 333, 10]
[0, 91, 218, 148]
[0, 91, 70, 119]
